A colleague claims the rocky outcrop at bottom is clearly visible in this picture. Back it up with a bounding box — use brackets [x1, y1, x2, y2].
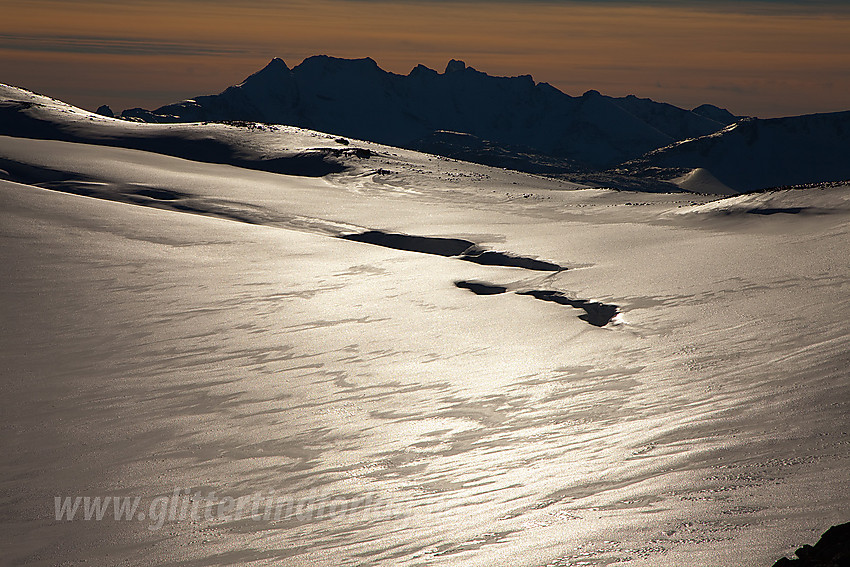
[772, 522, 850, 567]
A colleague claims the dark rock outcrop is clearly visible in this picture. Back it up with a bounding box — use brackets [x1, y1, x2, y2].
[772, 522, 850, 567]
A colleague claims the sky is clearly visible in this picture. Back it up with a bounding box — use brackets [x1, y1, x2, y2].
[1, 0, 849, 118]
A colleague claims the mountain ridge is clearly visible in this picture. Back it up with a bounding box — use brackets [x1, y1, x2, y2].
[120, 55, 738, 172]
[620, 110, 850, 192]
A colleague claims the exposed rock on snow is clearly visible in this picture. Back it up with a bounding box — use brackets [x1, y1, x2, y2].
[772, 522, 850, 567]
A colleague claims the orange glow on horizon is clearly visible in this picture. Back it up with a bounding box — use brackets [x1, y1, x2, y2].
[1, 0, 849, 118]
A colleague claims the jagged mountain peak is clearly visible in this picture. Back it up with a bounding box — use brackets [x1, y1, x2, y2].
[239, 57, 291, 86]
[409, 63, 439, 78]
[263, 57, 289, 72]
[445, 59, 467, 73]
[120, 55, 739, 172]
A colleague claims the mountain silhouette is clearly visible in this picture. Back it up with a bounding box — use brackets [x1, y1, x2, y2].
[121, 56, 736, 172]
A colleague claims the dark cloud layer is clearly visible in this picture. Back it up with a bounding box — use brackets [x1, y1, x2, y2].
[0, 33, 253, 57]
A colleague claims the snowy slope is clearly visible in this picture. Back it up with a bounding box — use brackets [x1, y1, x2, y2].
[120, 56, 735, 170]
[2, 86, 850, 567]
[0, 82, 371, 177]
[0, 82, 589, 196]
[621, 112, 850, 192]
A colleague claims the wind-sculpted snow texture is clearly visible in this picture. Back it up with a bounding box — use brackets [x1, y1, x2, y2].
[1, 85, 849, 567]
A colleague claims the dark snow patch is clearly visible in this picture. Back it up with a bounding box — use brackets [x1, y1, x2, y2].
[340, 230, 566, 271]
[455, 281, 620, 327]
[454, 281, 508, 295]
[341, 230, 477, 256]
[461, 250, 563, 271]
[517, 290, 620, 327]
[745, 207, 811, 215]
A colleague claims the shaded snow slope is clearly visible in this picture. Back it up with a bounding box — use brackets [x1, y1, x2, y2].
[120, 56, 735, 170]
[672, 167, 737, 195]
[0, 83, 369, 176]
[622, 112, 850, 192]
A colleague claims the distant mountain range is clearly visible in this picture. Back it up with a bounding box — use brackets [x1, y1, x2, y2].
[118, 56, 737, 173]
[4, 55, 847, 193]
